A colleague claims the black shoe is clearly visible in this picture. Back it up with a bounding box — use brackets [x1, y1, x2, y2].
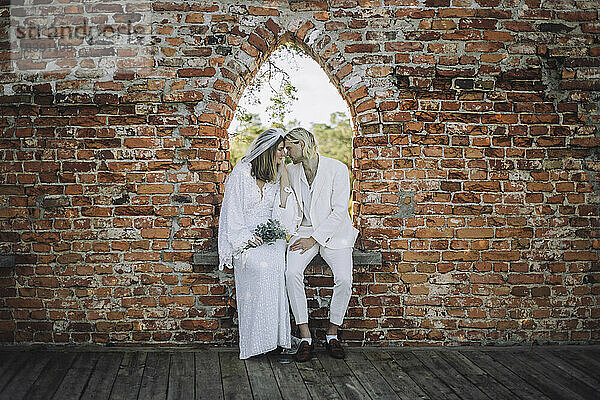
[326, 338, 345, 359]
[296, 340, 314, 362]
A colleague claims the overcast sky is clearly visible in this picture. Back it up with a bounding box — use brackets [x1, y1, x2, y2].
[229, 47, 350, 133]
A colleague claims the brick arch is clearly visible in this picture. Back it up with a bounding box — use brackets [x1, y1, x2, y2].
[201, 17, 379, 249]
[204, 18, 379, 135]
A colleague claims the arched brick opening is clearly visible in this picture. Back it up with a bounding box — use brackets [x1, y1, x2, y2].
[204, 20, 378, 134]
[199, 19, 380, 250]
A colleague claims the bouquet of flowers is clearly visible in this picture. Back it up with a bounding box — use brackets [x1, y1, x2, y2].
[235, 219, 287, 267]
[249, 219, 287, 247]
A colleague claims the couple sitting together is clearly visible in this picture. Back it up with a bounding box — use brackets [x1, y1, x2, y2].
[218, 127, 358, 361]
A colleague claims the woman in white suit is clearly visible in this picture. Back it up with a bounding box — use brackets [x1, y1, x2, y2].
[283, 127, 359, 362]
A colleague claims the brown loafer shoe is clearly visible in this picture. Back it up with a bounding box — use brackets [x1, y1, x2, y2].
[296, 340, 314, 362]
[326, 338, 345, 359]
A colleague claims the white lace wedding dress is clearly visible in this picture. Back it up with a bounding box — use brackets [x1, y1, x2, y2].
[218, 161, 299, 359]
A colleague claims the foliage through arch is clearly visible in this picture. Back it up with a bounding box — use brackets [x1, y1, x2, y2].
[229, 44, 353, 169]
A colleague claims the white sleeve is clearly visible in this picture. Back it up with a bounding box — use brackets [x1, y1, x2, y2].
[218, 165, 254, 270]
[311, 163, 351, 247]
[272, 186, 301, 236]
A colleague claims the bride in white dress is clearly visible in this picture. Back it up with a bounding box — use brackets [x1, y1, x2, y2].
[218, 128, 300, 359]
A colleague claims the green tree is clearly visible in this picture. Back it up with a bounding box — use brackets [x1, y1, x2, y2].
[235, 43, 302, 127]
[310, 112, 353, 169]
[229, 44, 353, 168]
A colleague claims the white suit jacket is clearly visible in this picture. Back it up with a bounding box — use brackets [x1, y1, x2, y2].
[286, 155, 359, 249]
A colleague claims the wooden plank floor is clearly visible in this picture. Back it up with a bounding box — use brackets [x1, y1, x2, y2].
[0, 346, 599, 400]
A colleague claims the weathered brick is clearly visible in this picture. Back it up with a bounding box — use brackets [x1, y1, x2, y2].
[248, 6, 279, 16]
[289, 1, 328, 11]
[136, 184, 174, 194]
[345, 43, 379, 53]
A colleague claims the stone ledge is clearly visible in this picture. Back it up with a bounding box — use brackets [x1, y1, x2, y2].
[0, 255, 15, 268]
[193, 249, 382, 267]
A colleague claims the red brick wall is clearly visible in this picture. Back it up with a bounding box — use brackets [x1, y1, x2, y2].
[0, 0, 599, 345]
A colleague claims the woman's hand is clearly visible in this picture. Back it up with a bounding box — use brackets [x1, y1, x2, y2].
[278, 148, 291, 208]
[247, 235, 263, 247]
[279, 160, 291, 203]
[280, 159, 289, 178]
[279, 151, 289, 178]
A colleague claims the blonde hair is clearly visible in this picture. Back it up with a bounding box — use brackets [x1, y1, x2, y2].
[250, 137, 283, 183]
[285, 127, 319, 160]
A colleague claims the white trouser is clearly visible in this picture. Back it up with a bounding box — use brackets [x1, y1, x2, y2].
[285, 232, 353, 327]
